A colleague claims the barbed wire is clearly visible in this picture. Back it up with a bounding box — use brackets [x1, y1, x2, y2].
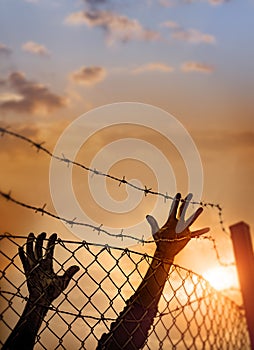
[0, 126, 229, 234]
[0, 126, 235, 266]
[0, 189, 202, 245]
[0, 190, 235, 267]
[1, 126, 251, 349]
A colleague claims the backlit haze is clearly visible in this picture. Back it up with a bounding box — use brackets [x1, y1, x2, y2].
[0, 0, 254, 301]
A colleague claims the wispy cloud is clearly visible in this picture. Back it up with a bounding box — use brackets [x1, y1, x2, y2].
[132, 62, 174, 74]
[65, 9, 160, 44]
[0, 43, 12, 56]
[83, 0, 109, 5]
[161, 21, 179, 29]
[161, 20, 216, 44]
[0, 93, 24, 103]
[22, 41, 50, 57]
[160, 0, 231, 5]
[181, 61, 214, 73]
[208, 0, 230, 5]
[157, 0, 174, 7]
[173, 28, 215, 44]
[0, 71, 67, 114]
[70, 66, 107, 85]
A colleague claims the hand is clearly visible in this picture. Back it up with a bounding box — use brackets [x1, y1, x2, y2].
[146, 193, 209, 261]
[19, 233, 79, 305]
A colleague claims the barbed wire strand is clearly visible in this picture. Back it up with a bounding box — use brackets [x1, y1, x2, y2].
[0, 191, 234, 267]
[0, 126, 229, 236]
[0, 190, 202, 245]
[0, 126, 234, 266]
[0, 127, 250, 349]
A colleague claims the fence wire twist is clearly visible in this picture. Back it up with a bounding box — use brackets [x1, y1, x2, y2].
[0, 234, 250, 349]
[0, 126, 234, 267]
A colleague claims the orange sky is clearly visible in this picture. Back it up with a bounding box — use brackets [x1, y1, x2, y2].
[0, 0, 253, 303]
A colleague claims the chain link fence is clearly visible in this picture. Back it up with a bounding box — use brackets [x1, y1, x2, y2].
[0, 234, 251, 349]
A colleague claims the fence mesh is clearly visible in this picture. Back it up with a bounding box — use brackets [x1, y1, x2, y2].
[0, 234, 251, 350]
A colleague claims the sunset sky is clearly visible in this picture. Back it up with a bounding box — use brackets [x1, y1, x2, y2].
[0, 0, 254, 296]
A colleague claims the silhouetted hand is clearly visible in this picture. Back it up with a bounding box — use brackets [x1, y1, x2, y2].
[19, 232, 80, 305]
[146, 193, 209, 262]
[97, 193, 209, 350]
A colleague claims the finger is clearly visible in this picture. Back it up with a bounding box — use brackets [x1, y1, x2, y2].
[26, 233, 35, 262]
[45, 233, 57, 262]
[35, 232, 46, 260]
[168, 193, 181, 221]
[61, 266, 80, 290]
[146, 215, 160, 236]
[19, 246, 29, 273]
[185, 207, 203, 228]
[179, 193, 193, 220]
[176, 220, 189, 234]
[190, 227, 210, 238]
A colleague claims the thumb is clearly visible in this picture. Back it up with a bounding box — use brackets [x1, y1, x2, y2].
[61, 265, 80, 290]
[146, 215, 159, 237]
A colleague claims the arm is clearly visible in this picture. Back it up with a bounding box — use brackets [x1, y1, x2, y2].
[97, 193, 209, 350]
[3, 233, 79, 350]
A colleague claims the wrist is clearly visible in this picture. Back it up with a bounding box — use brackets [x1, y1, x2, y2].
[26, 297, 50, 317]
[154, 248, 174, 265]
[28, 291, 52, 306]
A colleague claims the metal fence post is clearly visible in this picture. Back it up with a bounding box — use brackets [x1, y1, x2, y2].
[230, 222, 254, 349]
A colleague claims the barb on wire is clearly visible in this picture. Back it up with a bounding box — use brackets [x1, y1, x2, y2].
[200, 235, 235, 267]
[210, 237, 235, 267]
[0, 190, 190, 245]
[0, 126, 234, 266]
[0, 190, 235, 267]
[0, 126, 229, 235]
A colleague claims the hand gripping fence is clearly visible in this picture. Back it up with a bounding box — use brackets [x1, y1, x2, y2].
[0, 235, 251, 349]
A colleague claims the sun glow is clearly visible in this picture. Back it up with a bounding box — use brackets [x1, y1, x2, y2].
[203, 266, 238, 291]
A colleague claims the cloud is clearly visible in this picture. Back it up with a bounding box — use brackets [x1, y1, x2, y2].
[158, 0, 175, 7]
[181, 61, 214, 73]
[83, 0, 108, 5]
[208, 0, 230, 4]
[132, 62, 174, 74]
[161, 21, 179, 29]
[65, 9, 160, 44]
[158, 0, 230, 5]
[0, 93, 24, 103]
[0, 71, 67, 114]
[0, 43, 12, 56]
[172, 28, 216, 44]
[22, 41, 50, 56]
[70, 66, 107, 85]
[169, 0, 230, 4]
[162, 21, 215, 45]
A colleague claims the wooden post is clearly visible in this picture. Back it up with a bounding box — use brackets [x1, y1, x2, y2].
[230, 222, 254, 348]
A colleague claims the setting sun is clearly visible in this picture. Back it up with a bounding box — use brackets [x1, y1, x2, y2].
[203, 266, 238, 291]
[0, 0, 253, 349]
